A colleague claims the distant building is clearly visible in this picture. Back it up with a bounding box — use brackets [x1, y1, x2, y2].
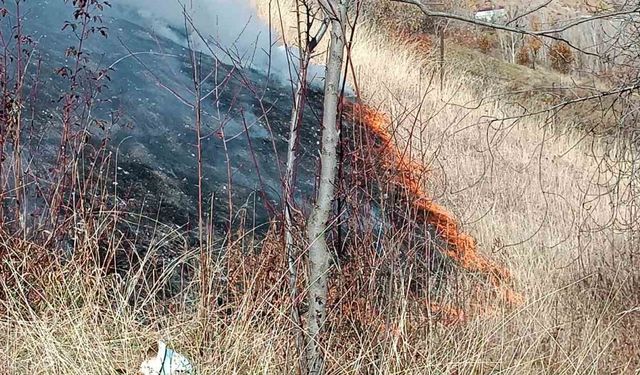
[474, 6, 508, 24]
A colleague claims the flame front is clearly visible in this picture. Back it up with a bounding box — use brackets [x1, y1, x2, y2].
[343, 100, 522, 306]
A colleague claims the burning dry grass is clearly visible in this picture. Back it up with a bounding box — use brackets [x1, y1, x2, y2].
[344, 101, 521, 306]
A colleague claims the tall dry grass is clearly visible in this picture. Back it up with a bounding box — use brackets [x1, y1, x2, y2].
[0, 227, 303, 374]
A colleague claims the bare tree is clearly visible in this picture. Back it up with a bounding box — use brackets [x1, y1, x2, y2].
[305, 0, 349, 373]
[497, 6, 523, 64]
[282, 1, 328, 370]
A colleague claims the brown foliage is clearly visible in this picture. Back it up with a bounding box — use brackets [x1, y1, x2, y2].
[529, 36, 543, 55]
[549, 42, 574, 74]
[477, 33, 496, 54]
[517, 44, 531, 67]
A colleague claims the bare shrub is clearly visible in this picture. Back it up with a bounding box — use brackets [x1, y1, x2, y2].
[516, 44, 531, 67]
[477, 32, 496, 54]
[549, 41, 575, 73]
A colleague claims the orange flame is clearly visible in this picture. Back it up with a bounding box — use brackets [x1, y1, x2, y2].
[343, 100, 523, 306]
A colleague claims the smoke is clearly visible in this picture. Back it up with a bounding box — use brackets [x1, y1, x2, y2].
[113, 0, 325, 86]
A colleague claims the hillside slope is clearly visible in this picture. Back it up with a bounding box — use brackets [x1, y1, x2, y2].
[0, 1, 636, 374]
[253, 0, 640, 372]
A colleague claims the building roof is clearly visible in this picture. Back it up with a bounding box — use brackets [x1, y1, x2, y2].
[476, 6, 506, 12]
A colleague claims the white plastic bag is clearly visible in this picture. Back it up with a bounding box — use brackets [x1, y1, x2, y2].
[138, 340, 194, 375]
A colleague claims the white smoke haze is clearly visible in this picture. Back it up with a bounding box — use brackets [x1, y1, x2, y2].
[114, 0, 325, 86]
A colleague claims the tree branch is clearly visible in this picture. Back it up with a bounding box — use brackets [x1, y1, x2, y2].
[505, 0, 552, 27]
[309, 17, 329, 51]
[392, 0, 639, 45]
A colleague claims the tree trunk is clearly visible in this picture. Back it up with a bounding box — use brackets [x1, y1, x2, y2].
[284, 32, 312, 375]
[306, 2, 346, 374]
[284, 9, 329, 372]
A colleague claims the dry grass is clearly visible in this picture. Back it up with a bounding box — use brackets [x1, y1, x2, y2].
[0, 232, 299, 374]
[1, 1, 639, 374]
